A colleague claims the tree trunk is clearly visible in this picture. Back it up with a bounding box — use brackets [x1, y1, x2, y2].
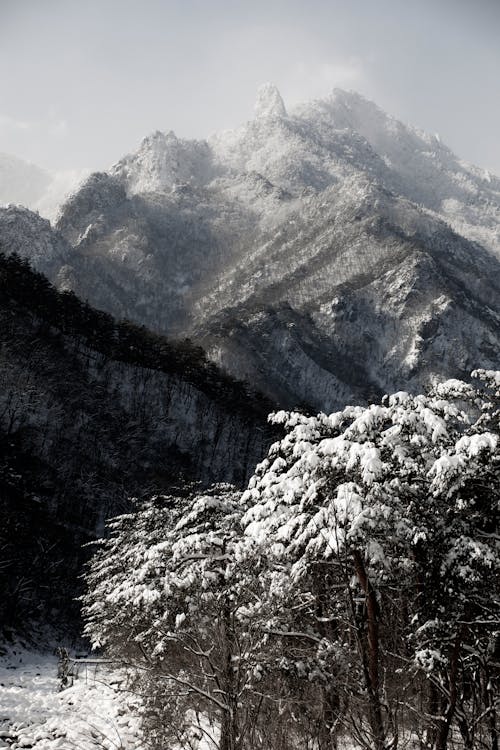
[424, 679, 439, 750]
[484, 661, 498, 750]
[220, 705, 238, 750]
[219, 600, 239, 750]
[318, 686, 340, 750]
[435, 631, 462, 750]
[315, 566, 341, 750]
[353, 549, 386, 750]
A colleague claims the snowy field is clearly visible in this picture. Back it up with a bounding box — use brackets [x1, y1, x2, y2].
[0, 646, 143, 750]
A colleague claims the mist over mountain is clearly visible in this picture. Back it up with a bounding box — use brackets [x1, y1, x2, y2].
[2, 86, 499, 411]
[0, 154, 51, 207]
[0, 152, 88, 222]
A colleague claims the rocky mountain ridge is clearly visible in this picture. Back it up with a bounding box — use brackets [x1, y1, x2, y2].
[1, 85, 499, 410]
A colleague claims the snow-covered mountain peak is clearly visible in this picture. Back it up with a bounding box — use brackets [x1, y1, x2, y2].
[110, 129, 215, 195]
[291, 89, 500, 254]
[254, 83, 287, 119]
[141, 129, 176, 146]
[294, 88, 396, 138]
[4, 83, 500, 413]
[328, 87, 376, 111]
[60, 84, 499, 257]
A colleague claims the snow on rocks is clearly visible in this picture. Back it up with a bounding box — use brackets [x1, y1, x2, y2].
[254, 83, 288, 120]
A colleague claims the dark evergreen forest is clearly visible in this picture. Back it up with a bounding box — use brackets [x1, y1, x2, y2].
[0, 250, 276, 633]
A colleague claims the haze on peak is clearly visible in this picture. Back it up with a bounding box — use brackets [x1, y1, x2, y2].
[0, 152, 89, 222]
[254, 84, 287, 119]
[1, 0, 499, 175]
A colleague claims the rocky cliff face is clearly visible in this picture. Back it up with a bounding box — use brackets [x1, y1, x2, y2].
[2, 85, 499, 410]
[0, 205, 71, 277]
[0, 252, 274, 628]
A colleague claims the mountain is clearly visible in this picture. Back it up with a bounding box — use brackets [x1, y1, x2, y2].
[295, 90, 500, 255]
[0, 251, 275, 631]
[0, 152, 88, 222]
[0, 205, 71, 278]
[2, 85, 499, 411]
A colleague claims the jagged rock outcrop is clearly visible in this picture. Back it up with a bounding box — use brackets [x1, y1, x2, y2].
[254, 82, 288, 119]
[0, 205, 71, 277]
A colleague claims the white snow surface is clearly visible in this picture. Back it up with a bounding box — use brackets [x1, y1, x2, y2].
[0, 646, 228, 750]
[0, 647, 143, 750]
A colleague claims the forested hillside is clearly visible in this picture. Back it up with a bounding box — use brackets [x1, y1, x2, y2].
[0, 251, 275, 632]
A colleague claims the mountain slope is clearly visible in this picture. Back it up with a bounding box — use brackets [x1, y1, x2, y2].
[2, 86, 499, 410]
[0, 251, 275, 631]
[295, 89, 500, 254]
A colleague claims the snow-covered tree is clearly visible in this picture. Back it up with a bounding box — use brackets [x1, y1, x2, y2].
[82, 371, 499, 750]
[239, 370, 499, 750]
[82, 484, 276, 750]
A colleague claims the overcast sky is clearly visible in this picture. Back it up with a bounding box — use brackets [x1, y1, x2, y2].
[1, 0, 499, 174]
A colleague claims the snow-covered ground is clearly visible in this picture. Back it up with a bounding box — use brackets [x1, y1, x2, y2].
[0, 646, 143, 749]
[0, 645, 367, 750]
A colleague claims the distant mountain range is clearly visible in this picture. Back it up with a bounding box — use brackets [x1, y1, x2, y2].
[1, 85, 499, 411]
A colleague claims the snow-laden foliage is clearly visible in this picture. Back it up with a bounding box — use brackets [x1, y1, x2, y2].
[82, 485, 290, 750]
[84, 485, 247, 654]
[238, 371, 499, 750]
[83, 372, 499, 750]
